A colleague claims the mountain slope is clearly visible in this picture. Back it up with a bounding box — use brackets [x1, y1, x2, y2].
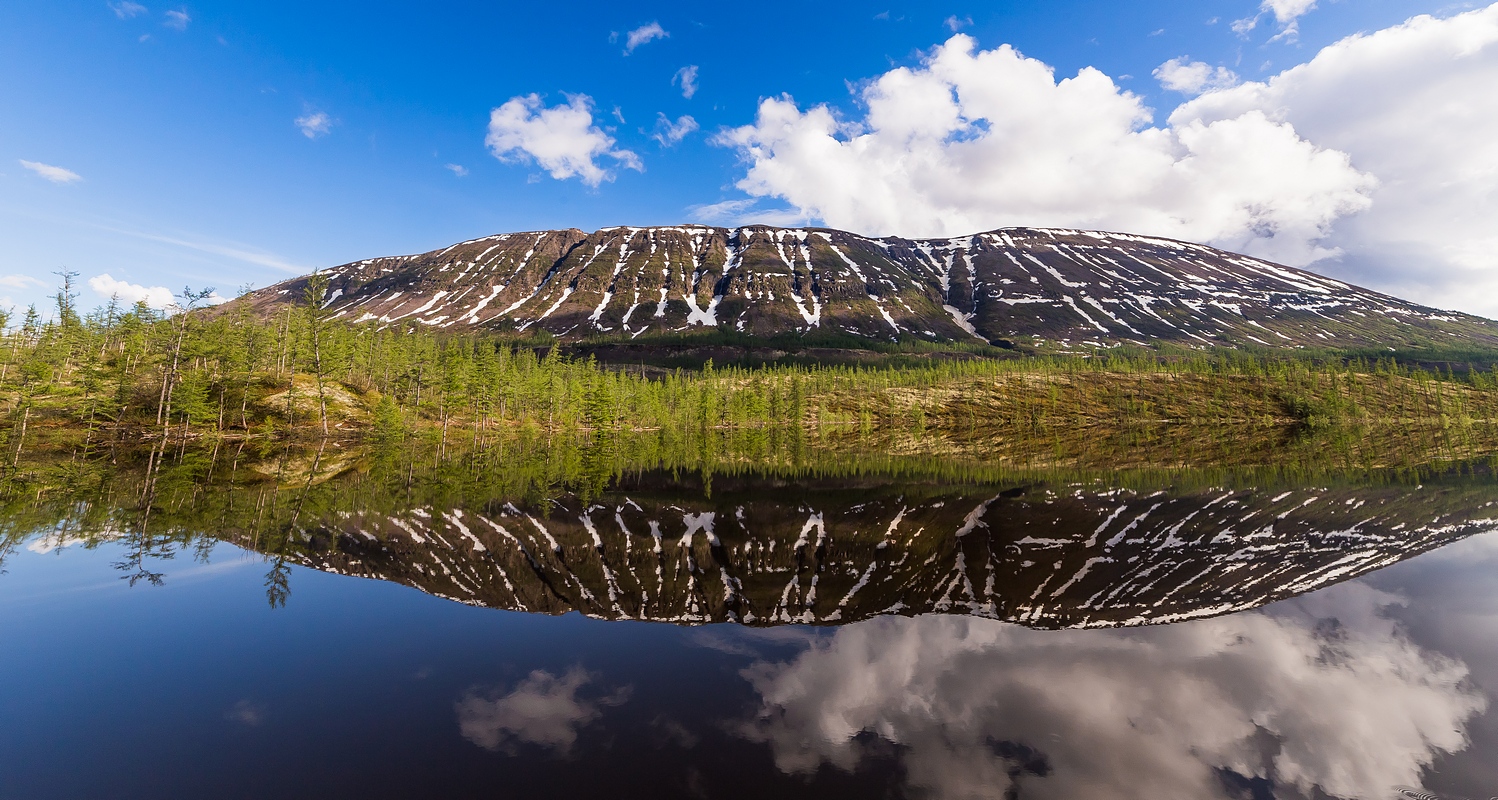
[236, 225, 1498, 352]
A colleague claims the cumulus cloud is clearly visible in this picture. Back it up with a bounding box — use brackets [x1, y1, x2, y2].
[163, 8, 189, 31]
[622, 22, 667, 55]
[444, 163, 468, 177]
[294, 110, 333, 139]
[455, 668, 628, 753]
[717, 34, 1373, 266]
[673, 65, 699, 99]
[486, 93, 643, 187]
[944, 15, 972, 32]
[1176, 3, 1498, 316]
[87, 274, 176, 309]
[1153, 57, 1238, 95]
[742, 582, 1483, 800]
[108, 1, 147, 19]
[19, 160, 83, 184]
[651, 113, 699, 147]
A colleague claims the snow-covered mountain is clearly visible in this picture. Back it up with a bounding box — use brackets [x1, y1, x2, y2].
[236, 225, 1498, 352]
[281, 475, 1498, 628]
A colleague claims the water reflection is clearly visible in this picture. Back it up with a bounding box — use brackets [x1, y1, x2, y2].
[456, 667, 630, 754]
[6, 440, 1498, 630]
[740, 581, 1483, 799]
[282, 474, 1498, 628]
[3, 437, 1498, 799]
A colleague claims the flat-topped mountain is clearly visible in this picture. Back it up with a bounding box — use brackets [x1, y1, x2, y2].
[235, 225, 1498, 352]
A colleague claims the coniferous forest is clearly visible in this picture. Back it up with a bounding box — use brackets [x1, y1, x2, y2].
[6, 272, 1498, 471]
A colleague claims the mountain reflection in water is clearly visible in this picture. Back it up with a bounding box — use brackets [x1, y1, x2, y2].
[4, 440, 1498, 799]
[275, 473, 1498, 629]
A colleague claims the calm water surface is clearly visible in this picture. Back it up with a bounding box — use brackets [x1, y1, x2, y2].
[3, 450, 1498, 799]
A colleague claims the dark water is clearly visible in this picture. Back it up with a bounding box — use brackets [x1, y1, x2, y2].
[3, 449, 1498, 799]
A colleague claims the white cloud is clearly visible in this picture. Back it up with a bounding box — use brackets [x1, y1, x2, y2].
[673, 65, 699, 99]
[651, 113, 699, 147]
[295, 110, 333, 139]
[103, 226, 308, 273]
[1235, 0, 1318, 40]
[716, 34, 1373, 266]
[0, 275, 45, 290]
[19, 160, 83, 184]
[486, 93, 643, 187]
[88, 274, 177, 309]
[742, 582, 1483, 800]
[1153, 57, 1238, 95]
[445, 163, 469, 177]
[1176, 3, 1498, 317]
[163, 8, 189, 31]
[108, 1, 147, 19]
[455, 668, 627, 753]
[944, 15, 972, 32]
[623, 22, 667, 55]
[687, 198, 813, 228]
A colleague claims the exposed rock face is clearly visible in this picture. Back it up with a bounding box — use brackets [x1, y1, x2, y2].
[285, 475, 1498, 628]
[234, 225, 1498, 352]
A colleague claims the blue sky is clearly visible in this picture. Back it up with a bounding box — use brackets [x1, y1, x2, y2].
[2, 0, 1494, 316]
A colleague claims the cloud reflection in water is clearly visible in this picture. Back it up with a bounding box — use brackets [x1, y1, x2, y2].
[741, 582, 1483, 799]
[456, 667, 630, 754]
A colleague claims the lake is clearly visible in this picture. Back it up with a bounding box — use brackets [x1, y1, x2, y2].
[2, 440, 1497, 799]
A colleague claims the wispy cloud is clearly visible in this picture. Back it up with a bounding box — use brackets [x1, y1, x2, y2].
[105, 227, 310, 274]
[687, 198, 813, 228]
[651, 113, 699, 147]
[445, 163, 469, 177]
[163, 8, 190, 31]
[1234, 0, 1317, 40]
[18, 160, 83, 184]
[673, 65, 699, 99]
[295, 109, 333, 139]
[108, 1, 148, 19]
[0, 275, 45, 290]
[622, 21, 667, 54]
[944, 15, 972, 32]
[225, 700, 265, 726]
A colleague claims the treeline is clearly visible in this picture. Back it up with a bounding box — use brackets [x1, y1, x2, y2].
[5, 274, 1498, 458]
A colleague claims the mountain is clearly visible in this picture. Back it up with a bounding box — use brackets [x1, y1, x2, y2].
[278, 473, 1497, 628]
[235, 225, 1498, 353]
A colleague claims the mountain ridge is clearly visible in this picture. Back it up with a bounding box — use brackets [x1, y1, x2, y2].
[232, 224, 1498, 353]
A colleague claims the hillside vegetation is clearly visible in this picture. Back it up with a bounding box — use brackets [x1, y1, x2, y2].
[5, 274, 1498, 471]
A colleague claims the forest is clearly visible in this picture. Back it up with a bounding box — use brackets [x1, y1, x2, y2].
[5, 272, 1498, 468]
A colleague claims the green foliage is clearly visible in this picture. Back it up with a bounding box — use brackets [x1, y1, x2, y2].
[2, 272, 1498, 456]
[371, 393, 405, 444]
